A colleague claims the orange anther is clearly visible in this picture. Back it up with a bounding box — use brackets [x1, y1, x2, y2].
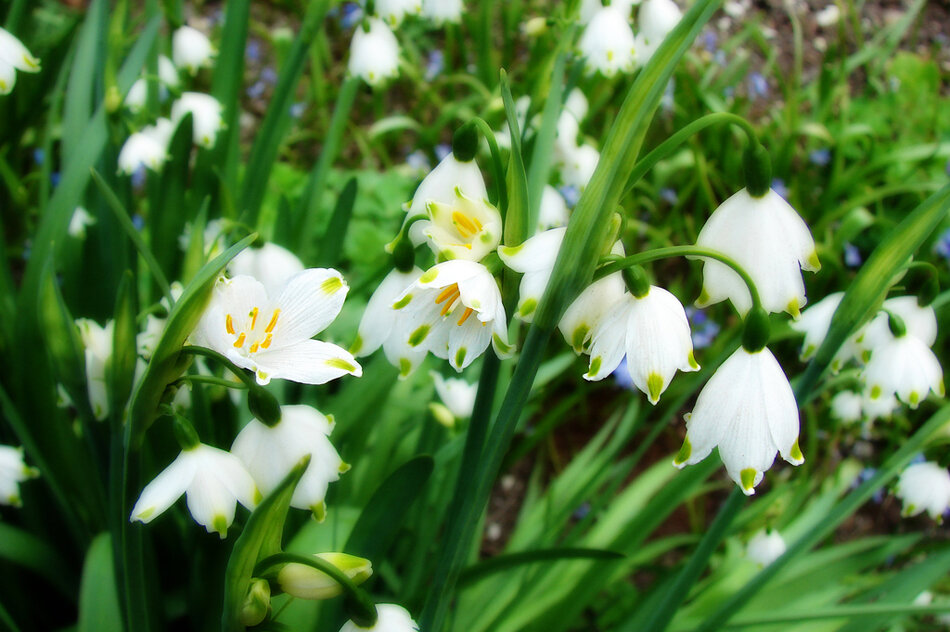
[233, 332, 246, 348]
[265, 309, 280, 333]
[457, 307, 475, 326]
[225, 314, 235, 335]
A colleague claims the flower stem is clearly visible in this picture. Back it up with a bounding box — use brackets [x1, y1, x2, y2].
[469, 117, 508, 212]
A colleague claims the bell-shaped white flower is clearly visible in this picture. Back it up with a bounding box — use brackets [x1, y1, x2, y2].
[353, 267, 428, 378]
[637, 0, 683, 63]
[391, 260, 512, 372]
[564, 87, 589, 124]
[0, 445, 39, 506]
[584, 286, 699, 404]
[279, 552, 372, 600]
[578, 6, 637, 77]
[421, 187, 502, 262]
[861, 332, 943, 408]
[172, 25, 215, 74]
[158, 54, 180, 89]
[376, 0, 422, 27]
[559, 143, 600, 191]
[117, 119, 173, 174]
[232, 405, 347, 521]
[0, 27, 40, 95]
[228, 242, 305, 297]
[405, 153, 490, 223]
[745, 528, 786, 566]
[76, 318, 113, 420]
[858, 296, 938, 354]
[537, 186, 570, 232]
[695, 188, 820, 317]
[421, 0, 463, 24]
[429, 371, 477, 426]
[340, 604, 420, 632]
[171, 92, 224, 148]
[349, 18, 400, 86]
[191, 269, 362, 385]
[673, 346, 804, 495]
[789, 291, 862, 371]
[895, 461, 950, 521]
[861, 386, 899, 422]
[829, 390, 863, 425]
[69, 206, 96, 239]
[131, 443, 259, 536]
[124, 56, 180, 112]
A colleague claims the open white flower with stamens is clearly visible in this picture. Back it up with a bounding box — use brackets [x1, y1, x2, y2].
[896, 462, 950, 521]
[637, 0, 683, 63]
[76, 318, 113, 420]
[376, 0, 422, 27]
[192, 269, 362, 385]
[537, 186, 570, 232]
[429, 371, 477, 426]
[172, 25, 215, 74]
[421, 0, 463, 24]
[405, 153, 489, 224]
[353, 267, 427, 378]
[349, 18, 400, 86]
[232, 405, 347, 521]
[673, 347, 804, 495]
[861, 332, 943, 409]
[171, 92, 224, 148]
[858, 296, 938, 354]
[131, 443, 259, 537]
[340, 604, 420, 632]
[421, 187, 502, 262]
[0, 445, 39, 506]
[746, 528, 786, 566]
[584, 286, 699, 404]
[578, 6, 637, 77]
[392, 260, 511, 372]
[0, 27, 40, 95]
[228, 242, 305, 297]
[695, 188, 819, 317]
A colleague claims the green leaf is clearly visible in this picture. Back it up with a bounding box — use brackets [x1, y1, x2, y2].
[150, 114, 194, 284]
[459, 548, 623, 586]
[0, 522, 75, 599]
[108, 271, 137, 425]
[62, 0, 107, 162]
[38, 258, 89, 418]
[315, 176, 358, 268]
[222, 456, 310, 632]
[500, 71, 528, 248]
[78, 534, 123, 632]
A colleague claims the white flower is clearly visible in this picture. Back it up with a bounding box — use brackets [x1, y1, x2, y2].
[861, 386, 899, 422]
[578, 6, 637, 77]
[405, 153, 490, 224]
[191, 269, 362, 385]
[815, 4, 841, 27]
[745, 528, 786, 566]
[172, 25, 215, 74]
[857, 296, 938, 354]
[584, 286, 699, 404]
[391, 260, 511, 372]
[421, 187, 502, 262]
[340, 604, 420, 632]
[76, 318, 113, 420]
[559, 272, 627, 353]
[228, 242, 305, 297]
[349, 18, 400, 86]
[829, 390, 863, 425]
[895, 462, 950, 521]
[68, 206, 96, 239]
[158, 55, 180, 89]
[429, 371, 477, 425]
[376, 0, 422, 27]
[0, 445, 39, 506]
[537, 186, 570, 232]
[559, 143, 600, 190]
[637, 0, 683, 63]
[171, 92, 224, 148]
[421, 0, 463, 24]
[232, 405, 347, 520]
[131, 443, 259, 536]
[279, 552, 372, 600]
[353, 267, 428, 378]
[564, 88, 589, 124]
[861, 333, 944, 408]
[124, 56, 180, 112]
[695, 188, 820, 317]
[790, 291, 842, 360]
[673, 347, 804, 495]
[117, 121, 172, 174]
[0, 27, 40, 95]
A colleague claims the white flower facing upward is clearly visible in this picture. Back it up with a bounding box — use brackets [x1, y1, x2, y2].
[349, 18, 400, 86]
[895, 461, 950, 521]
[340, 604, 420, 632]
[578, 6, 637, 77]
[76, 318, 113, 420]
[231, 405, 347, 521]
[191, 269, 362, 385]
[376, 0, 422, 27]
[421, 0, 463, 24]
[117, 119, 175, 174]
[0, 445, 39, 506]
[131, 443, 259, 537]
[429, 371, 477, 426]
[228, 242, 305, 297]
[674, 347, 804, 495]
[0, 27, 40, 94]
[171, 92, 224, 148]
[745, 528, 786, 566]
[861, 331, 944, 409]
[696, 188, 820, 317]
[636, 0, 683, 63]
[421, 187, 502, 262]
[404, 153, 490, 232]
[172, 25, 215, 74]
[353, 267, 427, 378]
[392, 260, 512, 372]
[584, 286, 699, 404]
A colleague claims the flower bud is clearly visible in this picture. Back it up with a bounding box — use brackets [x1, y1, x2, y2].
[247, 385, 282, 428]
[452, 122, 479, 162]
[741, 305, 771, 352]
[277, 553, 372, 600]
[240, 579, 271, 627]
[742, 142, 772, 198]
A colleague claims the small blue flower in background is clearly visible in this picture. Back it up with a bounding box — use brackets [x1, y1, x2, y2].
[747, 72, 768, 99]
[425, 50, 444, 81]
[247, 81, 267, 99]
[771, 178, 788, 199]
[51, 172, 61, 187]
[612, 357, 635, 390]
[572, 502, 591, 520]
[261, 67, 278, 85]
[686, 307, 719, 349]
[909, 453, 926, 466]
[843, 242, 862, 267]
[854, 468, 883, 502]
[33, 148, 44, 165]
[131, 166, 146, 189]
[341, 3, 363, 28]
[714, 50, 727, 67]
[703, 30, 718, 53]
[245, 39, 261, 62]
[559, 184, 580, 208]
[132, 214, 146, 231]
[435, 143, 451, 161]
[809, 148, 831, 166]
[289, 102, 306, 119]
[661, 79, 675, 113]
[406, 150, 430, 175]
[660, 188, 678, 206]
[933, 227, 950, 260]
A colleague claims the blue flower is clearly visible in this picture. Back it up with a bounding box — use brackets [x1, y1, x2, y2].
[771, 178, 788, 200]
[434, 143, 451, 161]
[747, 72, 768, 99]
[809, 148, 831, 166]
[559, 185, 580, 208]
[843, 242, 862, 267]
[425, 50, 444, 81]
[612, 357, 635, 390]
[933, 227, 950, 260]
[660, 188, 678, 205]
[245, 39, 261, 62]
[686, 306, 719, 349]
[341, 3, 363, 28]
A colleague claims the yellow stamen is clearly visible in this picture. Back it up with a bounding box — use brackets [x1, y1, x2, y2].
[452, 211, 481, 238]
[457, 307, 475, 326]
[440, 298, 457, 317]
[225, 314, 235, 335]
[233, 333, 246, 348]
[249, 342, 259, 353]
[265, 309, 280, 333]
[249, 307, 259, 329]
[261, 334, 273, 349]
[435, 285, 460, 304]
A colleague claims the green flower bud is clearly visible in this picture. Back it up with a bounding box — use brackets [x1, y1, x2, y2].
[621, 265, 651, 299]
[741, 305, 772, 352]
[172, 415, 200, 451]
[452, 122, 479, 162]
[248, 385, 282, 428]
[277, 553, 373, 601]
[743, 142, 772, 198]
[240, 579, 271, 627]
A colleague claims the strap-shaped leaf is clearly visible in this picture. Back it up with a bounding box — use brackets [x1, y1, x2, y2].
[78, 534, 123, 632]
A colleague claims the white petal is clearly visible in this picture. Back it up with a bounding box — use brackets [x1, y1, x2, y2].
[274, 268, 349, 343]
[252, 340, 362, 385]
[498, 228, 565, 274]
[0, 27, 40, 72]
[585, 300, 630, 380]
[355, 267, 422, 356]
[131, 451, 198, 523]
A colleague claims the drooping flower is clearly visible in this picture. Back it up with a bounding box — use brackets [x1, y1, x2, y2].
[537, 185, 570, 232]
[76, 318, 113, 420]
[353, 267, 428, 378]
[895, 461, 950, 521]
[695, 188, 820, 317]
[788, 291, 862, 371]
[278, 552, 373, 600]
[0, 27, 41, 95]
[348, 18, 400, 86]
[421, 0, 463, 24]
[429, 371, 477, 426]
[637, 0, 683, 63]
[231, 405, 347, 521]
[829, 390, 863, 425]
[340, 604, 420, 632]
[68, 206, 96, 239]
[861, 332, 943, 409]
[745, 528, 786, 566]
[860, 386, 899, 422]
[857, 296, 938, 355]
[578, 6, 637, 77]
[131, 443, 259, 537]
[171, 92, 224, 148]
[228, 242, 305, 297]
[673, 347, 804, 495]
[584, 286, 699, 404]
[117, 119, 175, 174]
[172, 25, 216, 74]
[0, 445, 39, 506]
[559, 143, 600, 191]
[376, 0, 422, 27]
[391, 260, 512, 372]
[191, 269, 362, 385]
[124, 56, 180, 112]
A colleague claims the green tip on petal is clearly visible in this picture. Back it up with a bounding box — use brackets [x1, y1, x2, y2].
[806, 251, 821, 271]
[518, 298, 537, 318]
[339, 461, 351, 474]
[861, 350, 871, 363]
[672, 436, 691, 467]
[902, 504, 915, 517]
[647, 373, 664, 403]
[870, 385, 882, 400]
[500, 243, 524, 258]
[321, 276, 344, 295]
[687, 350, 699, 370]
[399, 357, 413, 377]
[136, 507, 155, 521]
[326, 358, 358, 373]
[419, 268, 439, 283]
[696, 288, 711, 307]
[789, 439, 804, 464]
[213, 515, 229, 537]
[571, 325, 590, 353]
[312, 501, 327, 523]
[253, 488, 263, 504]
[740, 468, 758, 495]
[349, 334, 364, 355]
[454, 347, 467, 368]
[587, 356, 602, 378]
[393, 294, 413, 309]
[802, 344, 816, 360]
[908, 391, 920, 407]
[409, 325, 430, 347]
[786, 299, 801, 319]
[492, 333, 513, 354]
[938, 381, 946, 397]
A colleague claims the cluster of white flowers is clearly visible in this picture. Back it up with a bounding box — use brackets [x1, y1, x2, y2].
[577, 0, 683, 77]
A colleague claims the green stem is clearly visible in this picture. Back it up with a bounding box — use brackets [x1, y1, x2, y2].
[179, 345, 258, 390]
[469, 117, 508, 212]
[725, 603, 950, 628]
[173, 374, 248, 390]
